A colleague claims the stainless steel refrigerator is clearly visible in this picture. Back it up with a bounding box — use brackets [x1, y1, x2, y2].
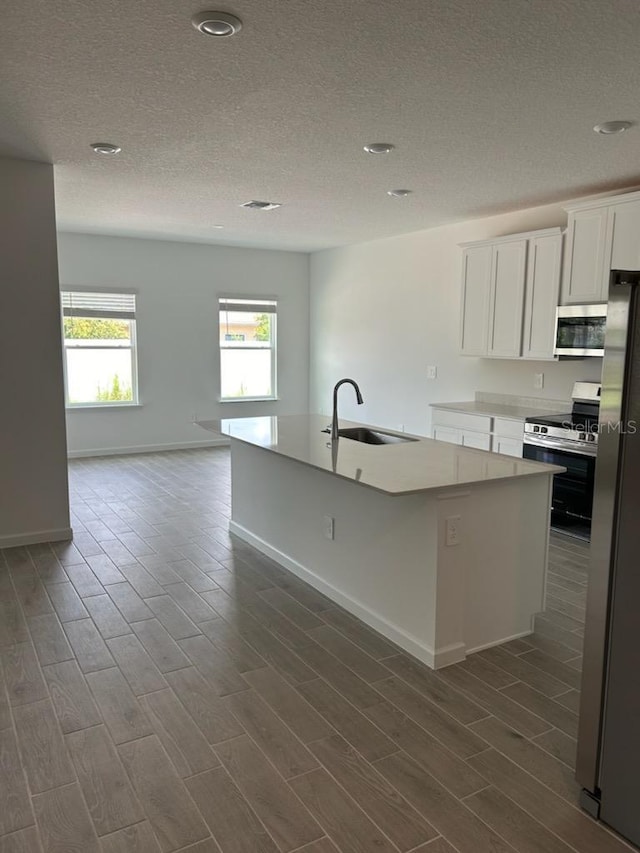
[577, 269, 640, 847]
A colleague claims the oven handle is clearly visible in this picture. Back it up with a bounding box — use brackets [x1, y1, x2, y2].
[523, 434, 598, 457]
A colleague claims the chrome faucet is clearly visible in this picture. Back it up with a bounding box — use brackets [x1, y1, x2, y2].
[331, 378, 364, 441]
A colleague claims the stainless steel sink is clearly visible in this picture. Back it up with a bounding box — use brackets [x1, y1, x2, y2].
[323, 426, 418, 445]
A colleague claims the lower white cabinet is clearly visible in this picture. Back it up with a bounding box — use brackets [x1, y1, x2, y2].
[433, 425, 492, 451]
[492, 436, 524, 457]
[462, 430, 491, 450]
[432, 425, 462, 445]
[431, 408, 524, 458]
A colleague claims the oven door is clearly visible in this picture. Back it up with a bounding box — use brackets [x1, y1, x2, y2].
[523, 436, 596, 521]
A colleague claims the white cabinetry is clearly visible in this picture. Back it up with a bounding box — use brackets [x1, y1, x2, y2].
[561, 207, 609, 304]
[432, 425, 462, 445]
[487, 240, 528, 358]
[459, 246, 492, 356]
[608, 198, 640, 272]
[431, 409, 524, 458]
[562, 190, 640, 305]
[522, 231, 563, 360]
[432, 410, 492, 449]
[461, 430, 492, 450]
[460, 228, 562, 360]
[491, 417, 525, 457]
[492, 436, 523, 457]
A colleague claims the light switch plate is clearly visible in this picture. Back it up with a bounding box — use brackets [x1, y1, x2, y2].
[445, 515, 461, 547]
[322, 515, 335, 540]
[427, 365, 438, 380]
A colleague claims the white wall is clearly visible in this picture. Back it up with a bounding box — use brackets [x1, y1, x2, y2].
[0, 158, 70, 547]
[309, 199, 602, 434]
[57, 233, 310, 456]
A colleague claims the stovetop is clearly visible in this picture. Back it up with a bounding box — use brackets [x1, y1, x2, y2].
[524, 396, 600, 451]
[526, 413, 599, 433]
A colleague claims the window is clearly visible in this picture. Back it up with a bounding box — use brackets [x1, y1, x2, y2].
[219, 298, 277, 400]
[61, 290, 138, 407]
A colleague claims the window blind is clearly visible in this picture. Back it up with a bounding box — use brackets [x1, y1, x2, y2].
[61, 291, 136, 320]
[219, 298, 277, 315]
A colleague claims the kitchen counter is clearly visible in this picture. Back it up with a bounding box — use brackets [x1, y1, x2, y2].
[429, 400, 564, 421]
[198, 413, 560, 669]
[197, 414, 562, 496]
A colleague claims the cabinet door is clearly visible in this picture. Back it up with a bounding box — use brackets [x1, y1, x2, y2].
[461, 430, 491, 450]
[487, 240, 527, 358]
[608, 200, 640, 286]
[460, 246, 492, 356]
[432, 426, 462, 445]
[522, 232, 563, 360]
[561, 207, 609, 304]
[492, 436, 523, 457]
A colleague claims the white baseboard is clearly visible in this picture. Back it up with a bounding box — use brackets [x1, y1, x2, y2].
[229, 520, 466, 669]
[0, 527, 73, 549]
[465, 628, 534, 656]
[68, 439, 229, 459]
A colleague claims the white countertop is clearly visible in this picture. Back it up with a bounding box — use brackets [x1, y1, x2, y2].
[197, 414, 563, 496]
[430, 400, 565, 421]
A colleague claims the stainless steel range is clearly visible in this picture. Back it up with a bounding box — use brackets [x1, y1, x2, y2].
[523, 381, 601, 539]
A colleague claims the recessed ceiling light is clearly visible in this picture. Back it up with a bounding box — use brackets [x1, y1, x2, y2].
[212, 224, 224, 229]
[240, 200, 282, 211]
[192, 11, 243, 36]
[363, 143, 395, 154]
[387, 189, 412, 198]
[593, 121, 633, 135]
[90, 142, 121, 155]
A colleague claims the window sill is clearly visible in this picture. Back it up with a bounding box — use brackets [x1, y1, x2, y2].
[66, 403, 143, 411]
[218, 397, 279, 403]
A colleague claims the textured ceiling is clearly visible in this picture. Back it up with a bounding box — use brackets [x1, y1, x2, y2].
[2, 0, 640, 251]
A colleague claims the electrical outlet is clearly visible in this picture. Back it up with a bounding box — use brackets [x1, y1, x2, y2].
[445, 515, 462, 547]
[190, 412, 198, 423]
[426, 365, 438, 380]
[322, 515, 335, 540]
[533, 373, 544, 390]
[398, 424, 405, 433]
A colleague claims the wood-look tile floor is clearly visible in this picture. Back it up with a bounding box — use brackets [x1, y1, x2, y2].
[0, 448, 635, 853]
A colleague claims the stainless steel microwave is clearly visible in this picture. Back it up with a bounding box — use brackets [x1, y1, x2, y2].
[554, 304, 608, 357]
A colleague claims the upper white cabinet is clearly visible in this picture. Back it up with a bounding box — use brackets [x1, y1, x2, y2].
[561, 190, 640, 304]
[608, 198, 640, 272]
[460, 228, 562, 360]
[522, 231, 563, 360]
[459, 245, 492, 356]
[487, 240, 527, 358]
[561, 207, 609, 304]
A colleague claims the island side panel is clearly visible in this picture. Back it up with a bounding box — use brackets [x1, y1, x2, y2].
[457, 473, 552, 654]
[228, 440, 553, 668]
[229, 440, 443, 666]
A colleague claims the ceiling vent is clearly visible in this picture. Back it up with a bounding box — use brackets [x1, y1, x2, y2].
[240, 200, 282, 211]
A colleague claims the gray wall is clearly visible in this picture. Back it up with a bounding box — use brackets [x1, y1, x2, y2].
[0, 158, 70, 546]
[57, 233, 310, 456]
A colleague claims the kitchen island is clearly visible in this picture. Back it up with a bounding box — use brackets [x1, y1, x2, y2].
[198, 414, 563, 668]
